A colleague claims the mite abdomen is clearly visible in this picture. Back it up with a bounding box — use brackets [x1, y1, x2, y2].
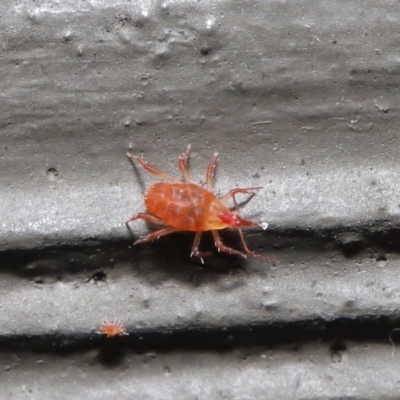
[145, 182, 217, 231]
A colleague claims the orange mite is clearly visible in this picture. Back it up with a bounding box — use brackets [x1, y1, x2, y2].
[126, 145, 276, 263]
[98, 320, 128, 337]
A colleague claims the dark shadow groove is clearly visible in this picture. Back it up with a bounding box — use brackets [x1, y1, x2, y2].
[2, 221, 400, 278]
[0, 316, 398, 354]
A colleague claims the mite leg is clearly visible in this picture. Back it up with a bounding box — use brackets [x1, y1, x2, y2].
[178, 145, 192, 183]
[212, 230, 278, 264]
[191, 232, 202, 257]
[126, 213, 177, 244]
[126, 212, 166, 226]
[190, 232, 213, 263]
[134, 226, 178, 245]
[206, 151, 218, 191]
[236, 228, 279, 264]
[211, 230, 249, 258]
[219, 187, 263, 212]
[127, 153, 179, 183]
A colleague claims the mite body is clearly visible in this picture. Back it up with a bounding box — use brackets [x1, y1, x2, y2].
[126, 146, 276, 263]
[145, 182, 236, 232]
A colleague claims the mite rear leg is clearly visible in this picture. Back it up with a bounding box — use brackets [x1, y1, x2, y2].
[126, 212, 166, 226]
[178, 145, 192, 183]
[127, 153, 179, 183]
[206, 152, 218, 191]
[126, 213, 178, 246]
[219, 187, 263, 212]
[134, 226, 178, 245]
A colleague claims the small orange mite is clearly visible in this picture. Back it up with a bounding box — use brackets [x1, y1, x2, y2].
[126, 145, 277, 263]
[98, 320, 128, 337]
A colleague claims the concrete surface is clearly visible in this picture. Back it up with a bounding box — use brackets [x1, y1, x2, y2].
[1, 0, 400, 398]
[2, 342, 400, 400]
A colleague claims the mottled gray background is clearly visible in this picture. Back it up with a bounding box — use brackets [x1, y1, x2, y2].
[2, 0, 400, 398]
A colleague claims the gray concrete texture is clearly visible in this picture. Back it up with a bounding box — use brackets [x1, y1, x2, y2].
[2, 0, 400, 398]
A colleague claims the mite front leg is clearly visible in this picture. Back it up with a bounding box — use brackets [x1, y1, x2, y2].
[212, 229, 278, 264]
[211, 230, 249, 258]
[236, 228, 279, 264]
[206, 152, 218, 191]
[219, 187, 263, 212]
[127, 153, 179, 183]
[178, 145, 192, 183]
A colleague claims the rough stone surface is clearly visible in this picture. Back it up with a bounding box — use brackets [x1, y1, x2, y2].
[1, 0, 400, 397]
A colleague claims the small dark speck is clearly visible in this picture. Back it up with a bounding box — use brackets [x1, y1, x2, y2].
[47, 168, 59, 181]
[87, 270, 107, 285]
[200, 46, 212, 56]
[252, 173, 260, 179]
[47, 167, 58, 176]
